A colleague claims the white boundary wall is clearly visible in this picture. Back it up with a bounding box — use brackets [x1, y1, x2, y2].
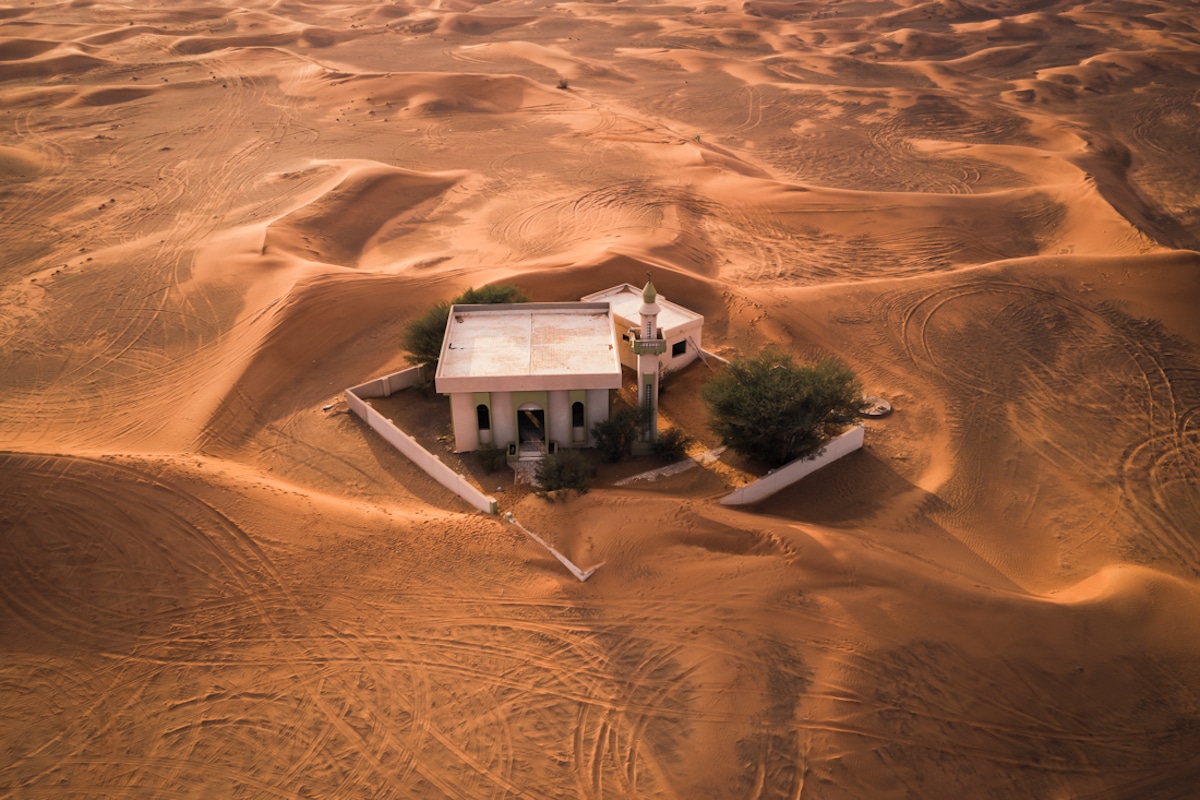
[720, 426, 864, 506]
[346, 366, 498, 515]
[347, 364, 428, 399]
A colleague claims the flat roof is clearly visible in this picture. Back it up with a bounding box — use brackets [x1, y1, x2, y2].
[581, 284, 703, 333]
[435, 302, 622, 393]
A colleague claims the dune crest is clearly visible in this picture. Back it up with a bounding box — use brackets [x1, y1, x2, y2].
[263, 161, 466, 267]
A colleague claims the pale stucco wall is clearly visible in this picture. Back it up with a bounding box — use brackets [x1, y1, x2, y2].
[615, 331, 637, 370]
[663, 319, 703, 371]
[720, 426, 865, 506]
[345, 382, 497, 514]
[446, 387, 612, 452]
[547, 390, 570, 447]
[491, 392, 515, 451]
[449, 392, 477, 453]
[347, 364, 427, 398]
[586, 389, 610, 446]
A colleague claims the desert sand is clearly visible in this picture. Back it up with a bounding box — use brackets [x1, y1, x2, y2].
[3, 0, 1200, 796]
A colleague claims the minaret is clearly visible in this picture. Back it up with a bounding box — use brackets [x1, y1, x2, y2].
[635, 275, 663, 442]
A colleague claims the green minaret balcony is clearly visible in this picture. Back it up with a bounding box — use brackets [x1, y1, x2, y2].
[630, 336, 666, 355]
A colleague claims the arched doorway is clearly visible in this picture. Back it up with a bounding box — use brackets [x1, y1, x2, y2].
[517, 402, 545, 458]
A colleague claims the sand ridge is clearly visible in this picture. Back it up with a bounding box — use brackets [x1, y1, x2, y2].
[3, 0, 1200, 796]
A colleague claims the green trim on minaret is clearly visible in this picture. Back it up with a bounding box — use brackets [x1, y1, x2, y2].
[642, 276, 656, 304]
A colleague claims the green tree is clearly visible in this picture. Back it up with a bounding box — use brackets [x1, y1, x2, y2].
[454, 284, 530, 305]
[701, 348, 861, 468]
[402, 283, 529, 367]
[591, 406, 643, 463]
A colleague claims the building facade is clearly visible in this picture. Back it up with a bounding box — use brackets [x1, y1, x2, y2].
[434, 302, 623, 456]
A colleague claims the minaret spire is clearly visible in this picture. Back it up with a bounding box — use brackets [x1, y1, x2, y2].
[634, 275, 664, 444]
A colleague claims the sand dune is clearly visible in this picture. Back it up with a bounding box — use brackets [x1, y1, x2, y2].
[263, 161, 465, 266]
[3, 0, 1200, 797]
[0, 37, 62, 60]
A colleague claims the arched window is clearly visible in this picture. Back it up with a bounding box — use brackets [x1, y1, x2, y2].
[476, 404, 490, 431]
[571, 401, 585, 443]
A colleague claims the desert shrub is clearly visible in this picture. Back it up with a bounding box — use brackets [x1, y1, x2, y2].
[653, 427, 694, 462]
[591, 406, 643, 462]
[402, 283, 529, 367]
[535, 449, 594, 498]
[657, 365, 678, 396]
[402, 300, 452, 368]
[473, 445, 508, 473]
[702, 347, 861, 469]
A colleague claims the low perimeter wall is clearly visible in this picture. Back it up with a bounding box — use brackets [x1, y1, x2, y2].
[346, 366, 498, 515]
[720, 425, 864, 506]
[347, 364, 428, 399]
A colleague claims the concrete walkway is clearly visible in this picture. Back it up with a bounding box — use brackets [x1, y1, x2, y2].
[613, 447, 726, 486]
[510, 460, 540, 486]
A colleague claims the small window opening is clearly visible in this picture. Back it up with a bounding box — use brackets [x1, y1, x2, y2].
[476, 404, 490, 430]
[672, 340, 687, 357]
[571, 401, 585, 428]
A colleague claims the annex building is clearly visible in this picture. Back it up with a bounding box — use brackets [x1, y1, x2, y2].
[581, 283, 704, 373]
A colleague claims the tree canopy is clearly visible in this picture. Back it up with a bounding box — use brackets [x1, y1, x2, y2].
[591, 406, 643, 463]
[402, 283, 529, 367]
[701, 348, 861, 468]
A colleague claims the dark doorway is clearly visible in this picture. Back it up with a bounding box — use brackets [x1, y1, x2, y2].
[518, 408, 545, 444]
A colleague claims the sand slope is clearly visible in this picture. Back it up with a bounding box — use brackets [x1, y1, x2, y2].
[3, 0, 1200, 797]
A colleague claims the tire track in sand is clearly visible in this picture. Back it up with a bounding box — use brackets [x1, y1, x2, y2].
[864, 280, 1200, 571]
[1, 452, 725, 797]
[0, 453, 521, 798]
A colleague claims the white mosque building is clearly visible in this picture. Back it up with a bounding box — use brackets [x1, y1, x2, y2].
[434, 279, 704, 458]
